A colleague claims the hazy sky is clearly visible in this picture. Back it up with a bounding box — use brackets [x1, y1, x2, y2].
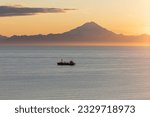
[0, 0, 150, 36]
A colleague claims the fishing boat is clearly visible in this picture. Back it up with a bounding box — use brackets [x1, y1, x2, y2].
[57, 59, 75, 66]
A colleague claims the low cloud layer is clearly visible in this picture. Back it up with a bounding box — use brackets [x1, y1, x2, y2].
[0, 6, 76, 17]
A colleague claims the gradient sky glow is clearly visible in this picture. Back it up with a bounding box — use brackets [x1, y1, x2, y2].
[0, 0, 150, 36]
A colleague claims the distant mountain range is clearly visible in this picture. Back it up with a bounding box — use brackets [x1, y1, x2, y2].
[0, 22, 150, 45]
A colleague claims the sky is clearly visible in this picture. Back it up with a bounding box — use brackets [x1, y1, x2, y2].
[0, 0, 150, 36]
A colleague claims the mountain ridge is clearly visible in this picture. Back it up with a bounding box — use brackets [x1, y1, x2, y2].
[0, 22, 150, 45]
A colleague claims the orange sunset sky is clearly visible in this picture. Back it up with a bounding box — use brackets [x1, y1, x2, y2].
[0, 0, 150, 36]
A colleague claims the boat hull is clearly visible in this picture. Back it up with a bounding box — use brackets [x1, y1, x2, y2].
[57, 62, 75, 66]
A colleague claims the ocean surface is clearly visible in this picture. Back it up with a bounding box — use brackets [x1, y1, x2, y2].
[0, 46, 150, 100]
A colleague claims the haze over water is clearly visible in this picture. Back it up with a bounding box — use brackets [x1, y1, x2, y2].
[0, 46, 150, 99]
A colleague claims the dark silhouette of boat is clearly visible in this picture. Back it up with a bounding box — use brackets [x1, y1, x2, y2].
[57, 59, 75, 66]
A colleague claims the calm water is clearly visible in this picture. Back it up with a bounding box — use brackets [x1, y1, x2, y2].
[0, 46, 150, 99]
